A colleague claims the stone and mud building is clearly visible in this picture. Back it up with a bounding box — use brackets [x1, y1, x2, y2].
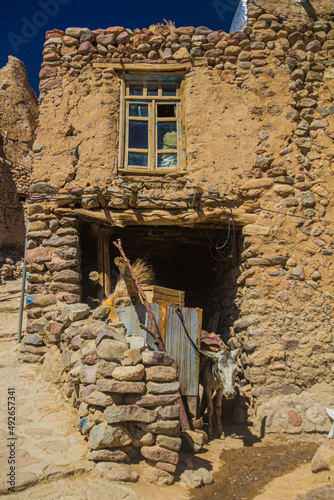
[2, 0, 334, 483]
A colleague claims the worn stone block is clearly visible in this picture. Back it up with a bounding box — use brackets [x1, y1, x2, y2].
[140, 420, 180, 436]
[156, 435, 182, 452]
[95, 462, 139, 482]
[88, 422, 132, 450]
[104, 405, 157, 424]
[141, 351, 174, 366]
[112, 364, 145, 381]
[96, 379, 146, 394]
[147, 381, 180, 394]
[96, 339, 128, 362]
[141, 445, 178, 465]
[145, 366, 177, 382]
[121, 348, 142, 366]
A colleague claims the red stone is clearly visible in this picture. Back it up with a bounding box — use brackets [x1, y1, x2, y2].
[116, 31, 131, 45]
[81, 349, 100, 365]
[288, 410, 302, 426]
[141, 446, 179, 465]
[39, 78, 62, 90]
[26, 247, 52, 263]
[156, 462, 176, 474]
[306, 40, 322, 52]
[39, 67, 57, 79]
[45, 29, 64, 39]
[80, 384, 97, 399]
[44, 52, 61, 61]
[78, 41, 97, 54]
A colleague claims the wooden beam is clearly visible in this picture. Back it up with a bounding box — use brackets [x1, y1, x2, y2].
[92, 62, 192, 72]
[129, 185, 139, 208]
[53, 206, 257, 228]
[93, 185, 107, 208]
[114, 256, 139, 300]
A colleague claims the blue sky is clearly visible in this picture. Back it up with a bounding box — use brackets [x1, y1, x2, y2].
[1, 0, 240, 94]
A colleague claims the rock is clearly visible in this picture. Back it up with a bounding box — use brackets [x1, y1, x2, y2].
[26, 247, 52, 264]
[156, 435, 182, 452]
[121, 349, 142, 366]
[290, 267, 305, 280]
[88, 422, 132, 450]
[22, 353, 42, 363]
[23, 334, 44, 346]
[145, 366, 177, 382]
[92, 306, 110, 321]
[143, 466, 175, 486]
[87, 449, 130, 462]
[147, 381, 180, 394]
[83, 390, 113, 407]
[104, 405, 157, 424]
[80, 364, 97, 384]
[95, 325, 127, 346]
[58, 303, 91, 324]
[42, 235, 79, 247]
[65, 27, 90, 38]
[312, 441, 334, 472]
[96, 360, 119, 378]
[28, 294, 57, 307]
[127, 335, 146, 351]
[81, 349, 100, 365]
[42, 345, 64, 383]
[95, 462, 139, 482]
[242, 225, 270, 236]
[310, 119, 329, 129]
[68, 365, 81, 384]
[140, 420, 180, 436]
[112, 364, 145, 381]
[96, 339, 128, 362]
[181, 430, 205, 453]
[141, 445, 179, 465]
[234, 315, 260, 331]
[157, 405, 180, 420]
[156, 462, 177, 474]
[52, 269, 80, 283]
[133, 429, 155, 447]
[141, 351, 174, 366]
[181, 469, 203, 488]
[197, 467, 214, 484]
[127, 394, 179, 407]
[96, 379, 146, 394]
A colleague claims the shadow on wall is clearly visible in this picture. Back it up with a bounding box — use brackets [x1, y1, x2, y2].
[0, 135, 26, 250]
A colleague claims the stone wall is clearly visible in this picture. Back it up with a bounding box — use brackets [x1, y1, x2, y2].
[26, 0, 334, 435]
[22, 300, 209, 486]
[0, 56, 37, 250]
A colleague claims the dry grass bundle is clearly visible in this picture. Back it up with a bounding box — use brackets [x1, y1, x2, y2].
[110, 258, 155, 302]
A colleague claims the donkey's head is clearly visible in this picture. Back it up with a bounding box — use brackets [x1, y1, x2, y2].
[202, 348, 239, 399]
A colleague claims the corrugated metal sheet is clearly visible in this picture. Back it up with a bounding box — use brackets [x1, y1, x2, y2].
[116, 303, 202, 398]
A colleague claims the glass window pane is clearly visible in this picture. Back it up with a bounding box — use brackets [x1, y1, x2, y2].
[129, 121, 148, 149]
[162, 84, 177, 96]
[157, 104, 176, 118]
[158, 122, 177, 150]
[158, 153, 177, 168]
[129, 85, 143, 95]
[129, 104, 148, 117]
[128, 153, 148, 167]
[147, 84, 158, 96]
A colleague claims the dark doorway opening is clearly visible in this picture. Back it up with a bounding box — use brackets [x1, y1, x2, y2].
[80, 222, 240, 331]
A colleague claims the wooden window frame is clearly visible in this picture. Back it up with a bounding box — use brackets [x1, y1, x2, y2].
[118, 74, 186, 175]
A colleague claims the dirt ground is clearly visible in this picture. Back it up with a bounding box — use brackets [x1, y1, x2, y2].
[0, 279, 333, 499]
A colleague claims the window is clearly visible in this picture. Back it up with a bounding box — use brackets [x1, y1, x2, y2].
[119, 75, 184, 173]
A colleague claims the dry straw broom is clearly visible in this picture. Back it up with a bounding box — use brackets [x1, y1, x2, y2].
[110, 258, 155, 303]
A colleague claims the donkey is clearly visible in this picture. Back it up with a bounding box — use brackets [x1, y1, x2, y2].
[200, 347, 239, 439]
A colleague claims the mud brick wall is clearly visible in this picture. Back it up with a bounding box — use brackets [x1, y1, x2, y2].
[26, 0, 334, 434]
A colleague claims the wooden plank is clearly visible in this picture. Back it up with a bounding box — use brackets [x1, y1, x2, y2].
[53, 206, 258, 228]
[142, 285, 185, 306]
[93, 62, 192, 72]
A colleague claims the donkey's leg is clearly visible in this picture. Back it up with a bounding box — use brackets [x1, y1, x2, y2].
[205, 386, 214, 439]
[215, 387, 224, 438]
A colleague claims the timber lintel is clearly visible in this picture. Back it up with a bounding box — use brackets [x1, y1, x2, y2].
[53, 206, 257, 228]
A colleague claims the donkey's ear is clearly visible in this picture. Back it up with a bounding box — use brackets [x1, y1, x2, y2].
[230, 349, 240, 360]
[200, 350, 220, 360]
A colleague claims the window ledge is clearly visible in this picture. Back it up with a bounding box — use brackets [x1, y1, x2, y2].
[118, 168, 187, 177]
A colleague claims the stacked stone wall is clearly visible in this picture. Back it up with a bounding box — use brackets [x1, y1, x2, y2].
[22, 300, 205, 485]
